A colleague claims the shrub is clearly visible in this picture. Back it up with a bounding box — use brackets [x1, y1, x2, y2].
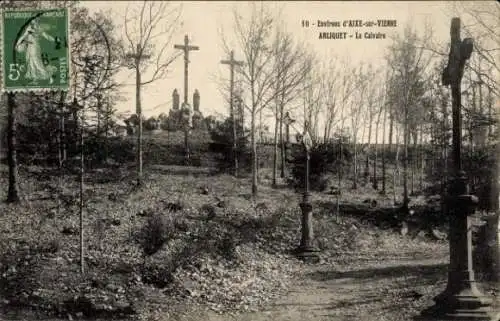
[288, 133, 353, 191]
[136, 213, 174, 258]
[424, 143, 499, 212]
[208, 117, 251, 173]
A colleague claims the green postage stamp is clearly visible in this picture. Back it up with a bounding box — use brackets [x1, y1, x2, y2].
[1, 8, 70, 92]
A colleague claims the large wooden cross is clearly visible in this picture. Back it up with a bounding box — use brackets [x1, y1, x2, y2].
[174, 35, 199, 105]
[221, 50, 244, 176]
[221, 50, 244, 118]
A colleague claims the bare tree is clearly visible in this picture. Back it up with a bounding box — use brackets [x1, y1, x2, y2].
[227, 3, 278, 197]
[302, 63, 323, 145]
[350, 63, 371, 190]
[363, 66, 381, 184]
[386, 24, 432, 211]
[372, 82, 385, 190]
[335, 60, 357, 214]
[447, 2, 499, 98]
[121, 0, 182, 186]
[270, 26, 312, 186]
[322, 57, 341, 142]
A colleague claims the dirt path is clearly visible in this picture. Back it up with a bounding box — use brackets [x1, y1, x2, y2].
[166, 256, 449, 321]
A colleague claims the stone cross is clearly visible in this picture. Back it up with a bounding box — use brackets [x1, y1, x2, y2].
[174, 35, 199, 105]
[419, 17, 499, 321]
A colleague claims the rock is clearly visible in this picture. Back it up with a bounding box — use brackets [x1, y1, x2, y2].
[255, 202, 268, 212]
[47, 210, 56, 219]
[61, 226, 78, 235]
[106, 283, 120, 292]
[431, 228, 447, 240]
[137, 209, 154, 217]
[165, 202, 183, 212]
[174, 219, 190, 232]
[200, 204, 217, 220]
[417, 230, 427, 238]
[327, 186, 341, 195]
[400, 221, 408, 236]
[39, 239, 60, 254]
[362, 198, 378, 208]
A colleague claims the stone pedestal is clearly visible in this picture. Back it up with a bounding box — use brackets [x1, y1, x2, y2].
[295, 195, 320, 263]
[418, 173, 500, 321]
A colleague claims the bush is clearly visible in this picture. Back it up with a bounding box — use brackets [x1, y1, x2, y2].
[208, 118, 250, 173]
[288, 134, 353, 191]
[424, 143, 499, 211]
[136, 213, 174, 258]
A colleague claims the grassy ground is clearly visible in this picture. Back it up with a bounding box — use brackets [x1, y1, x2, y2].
[0, 161, 497, 321]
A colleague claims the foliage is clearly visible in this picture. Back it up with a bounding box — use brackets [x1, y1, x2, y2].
[288, 133, 353, 191]
[424, 143, 499, 211]
[208, 117, 251, 173]
[136, 213, 174, 258]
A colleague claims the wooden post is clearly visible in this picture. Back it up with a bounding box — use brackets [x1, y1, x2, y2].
[418, 18, 499, 321]
[221, 50, 244, 176]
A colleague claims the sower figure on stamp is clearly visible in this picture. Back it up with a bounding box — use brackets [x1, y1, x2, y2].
[15, 16, 57, 85]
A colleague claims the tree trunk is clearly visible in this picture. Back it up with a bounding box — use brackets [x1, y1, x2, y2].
[280, 106, 285, 178]
[419, 125, 424, 192]
[364, 111, 373, 182]
[6, 93, 20, 203]
[58, 91, 67, 164]
[381, 106, 388, 194]
[410, 131, 417, 196]
[97, 97, 101, 138]
[394, 128, 401, 205]
[373, 107, 382, 190]
[353, 134, 358, 190]
[487, 86, 493, 139]
[104, 103, 109, 163]
[388, 114, 394, 196]
[79, 103, 85, 274]
[272, 110, 279, 187]
[337, 134, 343, 215]
[136, 64, 143, 186]
[402, 120, 409, 212]
[251, 109, 258, 197]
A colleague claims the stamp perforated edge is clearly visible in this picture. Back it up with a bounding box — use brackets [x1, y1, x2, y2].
[0, 7, 71, 94]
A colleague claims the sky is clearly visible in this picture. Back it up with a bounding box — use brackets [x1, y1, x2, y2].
[81, 1, 497, 139]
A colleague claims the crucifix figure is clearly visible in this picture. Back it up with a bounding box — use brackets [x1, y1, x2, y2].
[419, 18, 499, 321]
[174, 35, 199, 105]
[221, 50, 244, 176]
